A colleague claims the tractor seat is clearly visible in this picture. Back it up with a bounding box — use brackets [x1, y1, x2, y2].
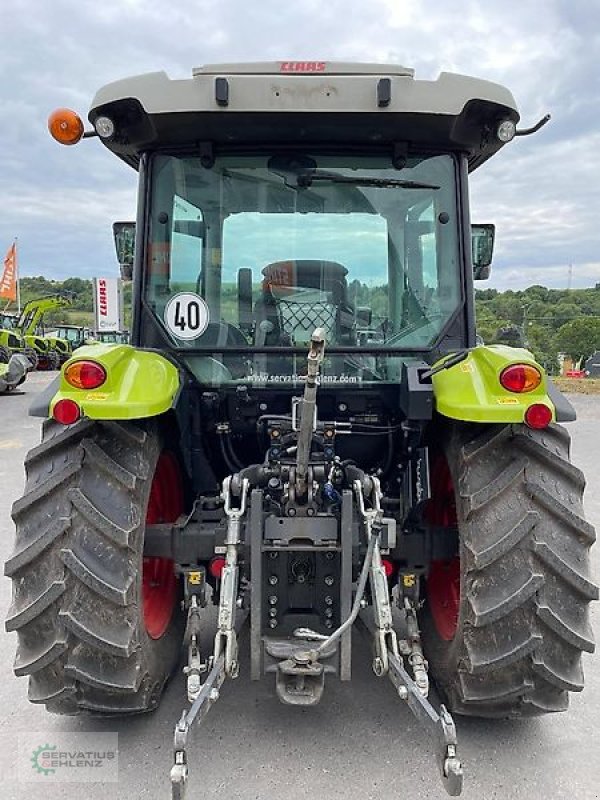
[255, 260, 353, 346]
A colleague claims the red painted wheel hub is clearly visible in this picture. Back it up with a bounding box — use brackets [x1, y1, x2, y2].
[426, 455, 461, 641]
[143, 452, 183, 639]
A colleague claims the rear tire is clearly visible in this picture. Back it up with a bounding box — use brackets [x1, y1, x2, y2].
[420, 422, 598, 718]
[5, 419, 185, 714]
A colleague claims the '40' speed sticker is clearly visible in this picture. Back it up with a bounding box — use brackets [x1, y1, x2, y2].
[164, 292, 210, 340]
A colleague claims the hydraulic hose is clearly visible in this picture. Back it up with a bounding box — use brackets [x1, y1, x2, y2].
[219, 435, 238, 475]
[223, 433, 244, 471]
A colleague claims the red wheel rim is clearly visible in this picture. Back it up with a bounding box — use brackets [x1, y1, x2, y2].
[143, 452, 183, 639]
[426, 455, 461, 641]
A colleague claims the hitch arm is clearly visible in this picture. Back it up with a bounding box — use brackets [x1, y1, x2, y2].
[357, 616, 463, 796]
[386, 650, 463, 796]
[171, 651, 227, 800]
[171, 609, 249, 800]
[295, 328, 326, 497]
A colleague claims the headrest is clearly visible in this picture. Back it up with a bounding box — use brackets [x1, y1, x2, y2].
[262, 260, 347, 301]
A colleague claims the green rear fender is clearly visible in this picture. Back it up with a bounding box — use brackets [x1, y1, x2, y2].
[50, 344, 180, 420]
[432, 345, 555, 423]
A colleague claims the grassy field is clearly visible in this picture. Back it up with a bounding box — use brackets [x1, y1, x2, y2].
[553, 377, 600, 394]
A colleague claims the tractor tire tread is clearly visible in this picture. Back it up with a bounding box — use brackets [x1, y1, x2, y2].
[6, 418, 182, 715]
[421, 422, 597, 718]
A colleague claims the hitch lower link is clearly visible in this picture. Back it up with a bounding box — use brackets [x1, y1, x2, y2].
[170, 477, 248, 800]
[355, 478, 463, 797]
[388, 649, 463, 796]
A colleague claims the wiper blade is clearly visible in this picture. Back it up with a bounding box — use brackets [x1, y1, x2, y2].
[297, 171, 439, 190]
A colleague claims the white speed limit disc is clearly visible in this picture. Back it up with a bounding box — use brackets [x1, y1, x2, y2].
[164, 292, 210, 340]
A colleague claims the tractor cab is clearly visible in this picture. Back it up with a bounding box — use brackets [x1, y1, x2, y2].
[96, 63, 514, 392]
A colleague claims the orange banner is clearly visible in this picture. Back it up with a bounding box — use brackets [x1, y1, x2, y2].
[0, 242, 17, 301]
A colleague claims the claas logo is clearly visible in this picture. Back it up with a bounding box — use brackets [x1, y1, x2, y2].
[280, 62, 326, 73]
[98, 279, 108, 317]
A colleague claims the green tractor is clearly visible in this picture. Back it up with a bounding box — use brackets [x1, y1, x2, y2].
[45, 324, 95, 358]
[0, 353, 30, 393]
[0, 312, 38, 370]
[6, 62, 597, 798]
[22, 334, 60, 370]
[17, 292, 73, 369]
[95, 329, 129, 344]
[13, 293, 75, 368]
[0, 310, 32, 391]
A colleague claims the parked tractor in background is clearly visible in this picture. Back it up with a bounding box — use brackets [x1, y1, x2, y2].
[0, 312, 38, 370]
[45, 324, 95, 359]
[94, 329, 129, 344]
[13, 293, 75, 368]
[0, 353, 31, 393]
[5, 62, 597, 798]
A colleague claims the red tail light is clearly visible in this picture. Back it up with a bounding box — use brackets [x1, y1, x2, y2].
[500, 364, 542, 393]
[53, 398, 81, 425]
[64, 360, 107, 390]
[381, 558, 394, 578]
[209, 556, 226, 579]
[524, 403, 552, 429]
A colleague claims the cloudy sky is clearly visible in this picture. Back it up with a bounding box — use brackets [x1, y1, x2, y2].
[1, 0, 598, 291]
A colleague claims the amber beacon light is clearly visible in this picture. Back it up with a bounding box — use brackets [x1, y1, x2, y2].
[48, 108, 85, 145]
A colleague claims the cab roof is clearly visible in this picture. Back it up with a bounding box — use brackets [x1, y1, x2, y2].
[88, 61, 519, 171]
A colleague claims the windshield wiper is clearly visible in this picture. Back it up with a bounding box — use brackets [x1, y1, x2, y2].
[296, 171, 439, 190]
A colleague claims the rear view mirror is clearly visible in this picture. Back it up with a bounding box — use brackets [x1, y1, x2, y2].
[113, 221, 135, 281]
[471, 224, 495, 280]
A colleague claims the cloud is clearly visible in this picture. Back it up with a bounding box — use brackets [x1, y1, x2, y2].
[0, 0, 598, 289]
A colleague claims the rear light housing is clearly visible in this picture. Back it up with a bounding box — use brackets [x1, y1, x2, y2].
[64, 360, 107, 390]
[53, 398, 81, 425]
[499, 363, 542, 393]
[524, 403, 552, 429]
[209, 556, 226, 579]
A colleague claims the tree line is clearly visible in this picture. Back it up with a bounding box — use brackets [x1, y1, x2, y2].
[476, 285, 600, 373]
[10, 278, 600, 372]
